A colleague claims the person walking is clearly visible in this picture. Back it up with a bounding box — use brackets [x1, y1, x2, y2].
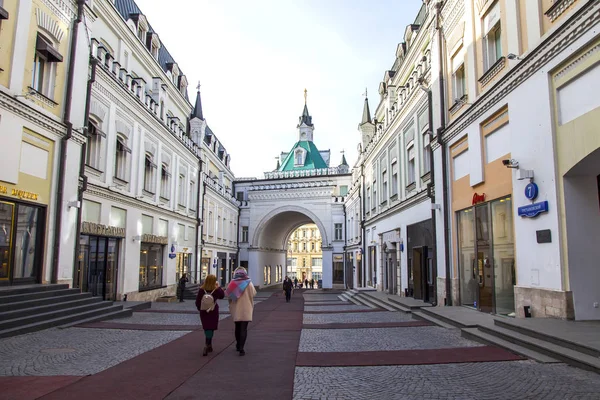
[178, 273, 189, 302]
[304, 278, 309, 289]
[225, 267, 256, 356]
[283, 276, 293, 303]
[310, 278, 315, 289]
[294, 277, 298, 289]
[195, 274, 225, 356]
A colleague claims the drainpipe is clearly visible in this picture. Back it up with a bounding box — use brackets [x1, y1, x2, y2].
[360, 160, 366, 288]
[71, 56, 97, 287]
[198, 178, 207, 279]
[343, 200, 348, 289]
[51, 0, 86, 284]
[435, 0, 451, 306]
[233, 180, 241, 270]
[193, 159, 203, 284]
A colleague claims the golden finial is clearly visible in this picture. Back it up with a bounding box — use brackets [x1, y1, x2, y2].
[304, 88, 307, 104]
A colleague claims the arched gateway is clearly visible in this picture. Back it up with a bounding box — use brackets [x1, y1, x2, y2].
[235, 95, 351, 288]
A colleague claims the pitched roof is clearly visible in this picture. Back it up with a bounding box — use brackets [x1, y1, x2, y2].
[278, 141, 328, 171]
[340, 153, 348, 166]
[192, 89, 204, 120]
[361, 97, 372, 124]
[298, 104, 314, 127]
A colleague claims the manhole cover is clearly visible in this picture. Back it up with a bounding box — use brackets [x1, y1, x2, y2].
[40, 348, 77, 354]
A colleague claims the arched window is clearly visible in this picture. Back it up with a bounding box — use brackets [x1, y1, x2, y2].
[295, 149, 303, 166]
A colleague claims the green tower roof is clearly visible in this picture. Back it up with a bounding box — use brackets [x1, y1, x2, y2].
[279, 141, 328, 171]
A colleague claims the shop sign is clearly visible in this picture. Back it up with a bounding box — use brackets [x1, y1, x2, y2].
[472, 192, 486, 205]
[141, 234, 168, 245]
[81, 221, 125, 238]
[518, 201, 549, 218]
[168, 244, 176, 259]
[0, 185, 39, 201]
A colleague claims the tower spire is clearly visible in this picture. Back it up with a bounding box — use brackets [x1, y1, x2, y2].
[192, 81, 204, 120]
[361, 89, 372, 124]
[304, 88, 307, 105]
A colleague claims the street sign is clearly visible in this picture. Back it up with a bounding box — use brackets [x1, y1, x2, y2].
[518, 201, 549, 218]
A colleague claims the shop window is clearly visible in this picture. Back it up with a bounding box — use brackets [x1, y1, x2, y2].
[31, 34, 62, 99]
[85, 120, 105, 171]
[333, 254, 344, 284]
[483, 23, 502, 72]
[139, 243, 164, 291]
[334, 223, 343, 240]
[160, 163, 171, 199]
[241, 226, 248, 243]
[143, 153, 157, 194]
[114, 136, 131, 182]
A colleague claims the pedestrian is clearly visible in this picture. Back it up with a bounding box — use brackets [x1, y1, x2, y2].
[283, 276, 293, 303]
[195, 274, 225, 356]
[304, 278, 309, 289]
[225, 267, 256, 356]
[178, 273, 189, 302]
[294, 277, 298, 289]
[310, 278, 315, 289]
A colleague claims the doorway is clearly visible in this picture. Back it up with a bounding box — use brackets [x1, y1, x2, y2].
[0, 201, 45, 285]
[386, 250, 397, 295]
[77, 235, 119, 300]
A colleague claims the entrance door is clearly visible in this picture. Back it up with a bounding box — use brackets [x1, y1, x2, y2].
[0, 202, 14, 282]
[412, 248, 423, 299]
[475, 205, 493, 313]
[387, 252, 397, 295]
[78, 235, 119, 301]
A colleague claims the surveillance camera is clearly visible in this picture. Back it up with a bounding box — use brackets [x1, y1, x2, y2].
[502, 159, 511, 166]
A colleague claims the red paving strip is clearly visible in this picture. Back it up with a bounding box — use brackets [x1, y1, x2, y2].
[135, 309, 231, 315]
[0, 376, 82, 400]
[304, 302, 349, 306]
[302, 321, 433, 329]
[75, 322, 200, 331]
[303, 309, 387, 314]
[296, 346, 526, 367]
[39, 293, 303, 400]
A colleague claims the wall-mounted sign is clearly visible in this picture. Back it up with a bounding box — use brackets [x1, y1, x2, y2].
[81, 222, 125, 238]
[141, 234, 169, 245]
[525, 182, 539, 201]
[472, 192, 486, 205]
[168, 244, 176, 259]
[518, 201, 549, 218]
[0, 185, 39, 201]
[536, 229, 552, 243]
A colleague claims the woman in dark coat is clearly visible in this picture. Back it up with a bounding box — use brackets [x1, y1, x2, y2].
[195, 274, 225, 356]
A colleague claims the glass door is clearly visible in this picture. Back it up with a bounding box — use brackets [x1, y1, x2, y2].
[79, 235, 119, 301]
[491, 197, 515, 316]
[13, 204, 41, 280]
[105, 238, 119, 301]
[0, 202, 14, 281]
[475, 205, 493, 313]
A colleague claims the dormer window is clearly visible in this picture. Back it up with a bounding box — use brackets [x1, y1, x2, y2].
[136, 14, 148, 43]
[148, 33, 161, 59]
[294, 149, 305, 166]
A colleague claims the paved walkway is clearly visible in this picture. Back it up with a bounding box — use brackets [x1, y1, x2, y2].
[1, 289, 600, 399]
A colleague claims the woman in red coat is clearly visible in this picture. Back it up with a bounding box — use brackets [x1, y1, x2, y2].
[195, 274, 225, 356]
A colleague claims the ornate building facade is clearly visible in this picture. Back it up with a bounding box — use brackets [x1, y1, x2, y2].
[286, 223, 323, 283]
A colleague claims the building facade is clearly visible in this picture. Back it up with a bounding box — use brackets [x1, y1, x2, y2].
[286, 223, 323, 283]
[0, 0, 88, 287]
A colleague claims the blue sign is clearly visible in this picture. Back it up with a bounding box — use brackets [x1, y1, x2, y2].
[518, 201, 549, 218]
[525, 183, 539, 200]
[168, 253, 176, 259]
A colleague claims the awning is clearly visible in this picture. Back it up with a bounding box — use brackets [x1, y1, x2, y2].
[36, 35, 63, 62]
[117, 137, 132, 153]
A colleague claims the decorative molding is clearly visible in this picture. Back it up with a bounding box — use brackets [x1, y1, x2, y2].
[41, 0, 75, 24]
[36, 8, 65, 43]
[248, 190, 334, 201]
[89, 100, 107, 122]
[442, 0, 466, 38]
[365, 189, 430, 225]
[553, 41, 600, 81]
[478, 57, 506, 86]
[248, 179, 336, 192]
[437, 2, 600, 148]
[115, 119, 132, 137]
[545, 0, 577, 22]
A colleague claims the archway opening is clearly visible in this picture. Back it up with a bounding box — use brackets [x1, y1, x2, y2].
[286, 223, 323, 289]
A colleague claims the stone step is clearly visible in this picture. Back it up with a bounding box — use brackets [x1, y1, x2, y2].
[0, 292, 93, 313]
[419, 307, 469, 328]
[384, 297, 413, 313]
[494, 319, 600, 358]
[475, 324, 600, 374]
[462, 327, 561, 364]
[0, 296, 103, 320]
[0, 304, 129, 338]
[0, 284, 70, 297]
[386, 297, 427, 312]
[412, 311, 457, 329]
[357, 294, 399, 312]
[352, 294, 383, 310]
[58, 308, 133, 329]
[0, 288, 82, 305]
[338, 293, 353, 302]
[0, 301, 114, 330]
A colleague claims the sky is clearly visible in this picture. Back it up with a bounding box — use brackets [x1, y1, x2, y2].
[136, 0, 424, 178]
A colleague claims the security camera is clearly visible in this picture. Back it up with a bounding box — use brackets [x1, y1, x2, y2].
[502, 159, 519, 168]
[507, 53, 522, 61]
[502, 159, 510, 166]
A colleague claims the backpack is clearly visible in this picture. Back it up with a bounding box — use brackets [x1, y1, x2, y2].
[200, 289, 217, 312]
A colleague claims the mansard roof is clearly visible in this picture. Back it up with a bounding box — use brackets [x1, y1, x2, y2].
[279, 141, 328, 171]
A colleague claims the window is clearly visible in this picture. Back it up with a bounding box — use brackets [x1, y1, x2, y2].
[391, 161, 398, 196]
[85, 120, 105, 170]
[236, 191, 244, 202]
[302, 230, 306, 238]
[295, 150, 303, 166]
[143, 153, 157, 194]
[334, 223, 343, 240]
[241, 226, 248, 242]
[114, 136, 131, 182]
[420, 110, 431, 175]
[139, 243, 164, 291]
[340, 185, 348, 196]
[382, 170, 388, 202]
[137, 26, 146, 43]
[160, 163, 170, 199]
[189, 180, 197, 210]
[178, 173, 186, 206]
[484, 23, 502, 71]
[405, 125, 416, 185]
[302, 242, 306, 251]
[367, 187, 371, 212]
[31, 34, 62, 99]
[311, 242, 315, 251]
[452, 64, 466, 101]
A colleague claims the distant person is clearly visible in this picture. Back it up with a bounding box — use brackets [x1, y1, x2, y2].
[178, 273, 189, 302]
[294, 277, 298, 289]
[283, 276, 293, 303]
[304, 278, 309, 289]
[195, 274, 225, 356]
[225, 267, 256, 356]
[310, 278, 315, 289]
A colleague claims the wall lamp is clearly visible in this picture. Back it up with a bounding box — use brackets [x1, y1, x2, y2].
[67, 200, 81, 209]
[431, 203, 441, 210]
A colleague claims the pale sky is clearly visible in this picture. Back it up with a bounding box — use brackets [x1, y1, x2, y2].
[136, 0, 423, 178]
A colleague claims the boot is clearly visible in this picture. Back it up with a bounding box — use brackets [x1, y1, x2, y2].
[207, 338, 213, 353]
[202, 346, 208, 356]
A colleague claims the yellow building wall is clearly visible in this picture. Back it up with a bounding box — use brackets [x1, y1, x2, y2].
[541, 0, 581, 35]
[287, 223, 322, 280]
[0, 0, 18, 87]
[22, 1, 71, 117]
[551, 37, 600, 288]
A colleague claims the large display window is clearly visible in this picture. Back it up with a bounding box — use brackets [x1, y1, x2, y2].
[139, 243, 164, 291]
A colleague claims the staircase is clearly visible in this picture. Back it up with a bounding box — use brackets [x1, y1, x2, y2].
[183, 283, 200, 300]
[0, 284, 133, 338]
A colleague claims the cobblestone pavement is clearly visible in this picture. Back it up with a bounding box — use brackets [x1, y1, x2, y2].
[299, 326, 482, 352]
[112, 312, 227, 326]
[293, 362, 600, 400]
[303, 311, 414, 324]
[0, 327, 187, 376]
[304, 304, 372, 312]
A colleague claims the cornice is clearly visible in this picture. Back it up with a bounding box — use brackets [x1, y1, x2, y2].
[365, 189, 429, 225]
[85, 184, 197, 224]
[248, 190, 334, 201]
[442, 0, 465, 37]
[436, 1, 600, 148]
